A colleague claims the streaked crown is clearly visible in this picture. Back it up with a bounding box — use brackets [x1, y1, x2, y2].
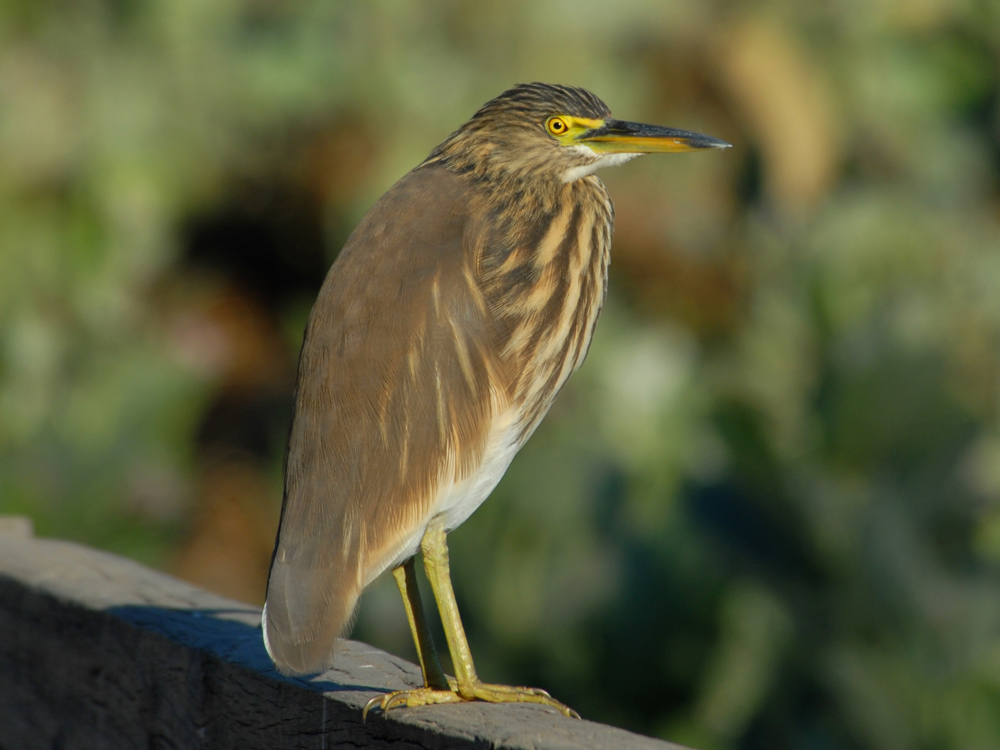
[466, 83, 612, 127]
[429, 83, 614, 184]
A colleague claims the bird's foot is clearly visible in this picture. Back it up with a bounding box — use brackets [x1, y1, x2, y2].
[464, 682, 580, 718]
[363, 681, 579, 720]
[363, 687, 461, 719]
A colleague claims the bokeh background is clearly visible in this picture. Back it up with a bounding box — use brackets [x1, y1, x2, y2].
[3, 1, 1000, 748]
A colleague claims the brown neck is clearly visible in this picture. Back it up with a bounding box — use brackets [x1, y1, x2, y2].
[466, 173, 615, 438]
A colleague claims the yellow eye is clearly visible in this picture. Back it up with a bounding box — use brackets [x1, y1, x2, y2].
[546, 117, 569, 136]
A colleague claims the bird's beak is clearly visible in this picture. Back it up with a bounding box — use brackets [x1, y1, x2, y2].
[577, 119, 731, 154]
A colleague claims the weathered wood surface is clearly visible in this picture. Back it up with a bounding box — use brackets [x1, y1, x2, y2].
[0, 520, 694, 750]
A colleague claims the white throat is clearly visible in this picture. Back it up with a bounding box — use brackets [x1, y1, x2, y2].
[562, 148, 642, 183]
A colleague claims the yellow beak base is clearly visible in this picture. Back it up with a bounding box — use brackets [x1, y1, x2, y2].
[578, 119, 731, 154]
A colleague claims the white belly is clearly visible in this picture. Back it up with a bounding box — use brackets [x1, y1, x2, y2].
[381, 408, 524, 574]
[435, 408, 523, 532]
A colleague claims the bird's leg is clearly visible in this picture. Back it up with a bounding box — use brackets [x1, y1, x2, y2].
[422, 521, 578, 716]
[364, 519, 578, 718]
[419, 520, 479, 693]
[393, 558, 451, 691]
[364, 558, 460, 719]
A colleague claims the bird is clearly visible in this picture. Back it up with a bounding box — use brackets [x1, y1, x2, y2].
[262, 82, 730, 717]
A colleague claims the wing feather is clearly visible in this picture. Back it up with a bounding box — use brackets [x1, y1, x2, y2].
[263, 165, 498, 675]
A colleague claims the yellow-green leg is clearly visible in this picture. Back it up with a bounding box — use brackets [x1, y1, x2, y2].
[393, 558, 452, 691]
[364, 519, 579, 719]
[364, 557, 458, 719]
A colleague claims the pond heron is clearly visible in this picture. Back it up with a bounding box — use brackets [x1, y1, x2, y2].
[263, 82, 730, 717]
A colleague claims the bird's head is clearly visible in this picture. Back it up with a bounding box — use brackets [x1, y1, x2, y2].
[431, 82, 731, 185]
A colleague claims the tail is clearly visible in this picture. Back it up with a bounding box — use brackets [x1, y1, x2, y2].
[262, 553, 363, 675]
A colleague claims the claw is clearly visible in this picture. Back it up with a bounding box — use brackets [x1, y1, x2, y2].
[362, 695, 382, 722]
[383, 691, 411, 712]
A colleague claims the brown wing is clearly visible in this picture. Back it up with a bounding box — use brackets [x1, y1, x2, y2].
[263, 164, 501, 675]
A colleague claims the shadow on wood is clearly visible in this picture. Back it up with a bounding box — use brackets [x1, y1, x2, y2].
[0, 520, 696, 750]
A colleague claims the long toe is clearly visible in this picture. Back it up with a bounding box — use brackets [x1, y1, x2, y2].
[468, 682, 580, 719]
[363, 687, 462, 720]
[364, 682, 579, 720]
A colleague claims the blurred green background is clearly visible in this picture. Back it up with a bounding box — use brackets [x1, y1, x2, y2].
[3, 1, 1000, 748]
